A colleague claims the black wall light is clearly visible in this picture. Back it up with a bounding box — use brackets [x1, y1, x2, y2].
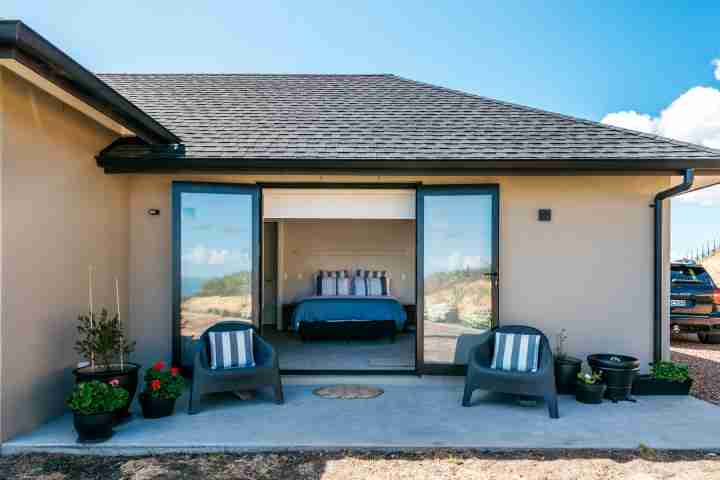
[147, 208, 161, 216]
[538, 209, 552, 222]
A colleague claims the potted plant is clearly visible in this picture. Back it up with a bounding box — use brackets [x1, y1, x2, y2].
[66, 380, 129, 443]
[73, 308, 140, 419]
[575, 370, 606, 404]
[632, 361, 693, 395]
[139, 361, 186, 419]
[554, 329, 582, 394]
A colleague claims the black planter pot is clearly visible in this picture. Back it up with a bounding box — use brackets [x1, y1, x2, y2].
[555, 356, 582, 394]
[575, 381, 606, 404]
[587, 354, 639, 402]
[73, 363, 140, 420]
[73, 411, 114, 443]
[631, 375, 693, 395]
[139, 393, 176, 419]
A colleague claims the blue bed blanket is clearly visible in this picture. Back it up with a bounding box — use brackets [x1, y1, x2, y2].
[292, 296, 407, 332]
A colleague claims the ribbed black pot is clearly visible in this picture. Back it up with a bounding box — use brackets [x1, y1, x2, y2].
[575, 381, 606, 404]
[555, 356, 582, 394]
[73, 363, 140, 420]
[587, 354, 639, 402]
[73, 412, 114, 443]
[139, 393, 176, 419]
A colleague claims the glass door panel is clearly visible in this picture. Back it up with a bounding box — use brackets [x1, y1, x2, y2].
[420, 186, 498, 368]
[173, 183, 259, 369]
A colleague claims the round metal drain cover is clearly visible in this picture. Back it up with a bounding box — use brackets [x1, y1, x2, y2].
[312, 385, 384, 399]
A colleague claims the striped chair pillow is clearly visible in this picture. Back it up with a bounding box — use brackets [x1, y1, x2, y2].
[490, 332, 541, 373]
[315, 270, 350, 296]
[353, 270, 390, 296]
[208, 329, 255, 369]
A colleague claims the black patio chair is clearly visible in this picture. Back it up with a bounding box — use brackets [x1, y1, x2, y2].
[188, 321, 284, 414]
[461, 325, 559, 419]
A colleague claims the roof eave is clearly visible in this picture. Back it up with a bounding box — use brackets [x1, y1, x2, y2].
[0, 20, 180, 144]
[95, 156, 720, 175]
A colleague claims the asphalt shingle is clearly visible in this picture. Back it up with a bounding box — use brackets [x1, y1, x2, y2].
[96, 74, 720, 162]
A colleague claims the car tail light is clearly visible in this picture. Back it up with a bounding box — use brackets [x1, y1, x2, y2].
[713, 289, 720, 305]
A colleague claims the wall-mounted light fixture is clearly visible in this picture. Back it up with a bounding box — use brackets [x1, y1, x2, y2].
[538, 209, 552, 222]
[147, 208, 161, 216]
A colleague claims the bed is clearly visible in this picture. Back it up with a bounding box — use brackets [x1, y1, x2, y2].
[291, 295, 407, 342]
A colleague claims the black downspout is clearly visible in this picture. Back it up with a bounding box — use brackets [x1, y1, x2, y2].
[653, 168, 694, 363]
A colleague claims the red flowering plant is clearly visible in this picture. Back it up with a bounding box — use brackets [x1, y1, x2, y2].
[142, 361, 186, 400]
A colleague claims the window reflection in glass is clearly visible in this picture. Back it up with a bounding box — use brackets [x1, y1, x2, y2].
[179, 192, 253, 367]
[423, 194, 493, 365]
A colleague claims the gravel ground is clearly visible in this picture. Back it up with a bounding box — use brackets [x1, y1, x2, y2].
[2, 450, 720, 480]
[671, 336, 720, 405]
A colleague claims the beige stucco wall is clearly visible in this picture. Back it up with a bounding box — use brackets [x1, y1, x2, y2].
[127, 174, 672, 373]
[0, 68, 127, 442]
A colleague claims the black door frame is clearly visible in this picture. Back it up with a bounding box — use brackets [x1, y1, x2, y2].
[171, 181, 261, 369]
[417, 184, 500, 375]
[172, 181, 500, 376]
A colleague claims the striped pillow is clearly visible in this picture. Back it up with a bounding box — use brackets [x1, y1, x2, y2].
[353, 270, 390, 296]
[315, 270, 350, 296]
[208, 329, 255, 369]
[490, 332, 541, 373]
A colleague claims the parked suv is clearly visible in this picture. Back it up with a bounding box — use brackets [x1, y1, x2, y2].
[671, 261, 720, 343]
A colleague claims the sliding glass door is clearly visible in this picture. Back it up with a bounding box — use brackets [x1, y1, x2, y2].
[417, 185, 498, 372]
[172, 182, 260, 369]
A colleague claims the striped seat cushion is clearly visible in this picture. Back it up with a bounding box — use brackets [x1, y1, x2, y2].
[207, 329, 255, 369]
[490, 332, 541, 373]
[315, 270, 350, 296]
[353, 269, 390, 296]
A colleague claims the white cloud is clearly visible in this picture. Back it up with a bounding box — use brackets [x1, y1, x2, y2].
[601, 59, 720, 150]
[183, 245, 232, 265]
[447, 252, 487, 271]
[601, 86, 720, 149]
[675, 187, 720, 207]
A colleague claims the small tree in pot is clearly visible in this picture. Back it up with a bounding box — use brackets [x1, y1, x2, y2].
[554, 329, 582, 394]
[73, 272, 140, 419]
[66, 380, 128, 443]
[139, 361, 186, 418]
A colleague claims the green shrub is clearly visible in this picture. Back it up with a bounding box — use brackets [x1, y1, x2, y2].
[66, 380, 128, 415]
[650, 361, 691, 382]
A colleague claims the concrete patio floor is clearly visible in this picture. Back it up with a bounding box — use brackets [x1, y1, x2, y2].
[3, 376, 720, 455]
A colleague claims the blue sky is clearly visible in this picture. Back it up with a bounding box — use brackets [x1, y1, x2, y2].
[6, 1, 720, 259]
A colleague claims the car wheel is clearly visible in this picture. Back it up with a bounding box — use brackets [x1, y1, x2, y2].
[698, 333, 720, 344]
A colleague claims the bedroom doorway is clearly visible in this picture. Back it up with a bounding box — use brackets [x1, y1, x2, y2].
[261, 186, 417, 373]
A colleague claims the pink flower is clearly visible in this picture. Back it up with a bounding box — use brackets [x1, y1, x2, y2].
[109, 379, 120, 387]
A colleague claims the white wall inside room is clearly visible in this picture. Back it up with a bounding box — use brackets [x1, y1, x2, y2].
[278, 219, 416, 304]
[263, 189, 415, 220]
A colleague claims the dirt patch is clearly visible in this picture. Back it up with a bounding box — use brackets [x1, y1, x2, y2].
[671, 337, 720, 405]
[2, 450, 720, 480]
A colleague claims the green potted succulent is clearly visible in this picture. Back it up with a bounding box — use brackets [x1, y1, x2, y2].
[73, 308, 140, 419]
[632, 361, 693, 395]
[575, 370, 606, 404]
[554, 329, 582, 394]
[139, 361, 186, 419]
[66, 380, 129, 443]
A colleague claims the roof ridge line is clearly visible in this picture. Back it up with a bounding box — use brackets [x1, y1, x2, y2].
[96, 73, 395, 77]
[389, 75, 720, 158]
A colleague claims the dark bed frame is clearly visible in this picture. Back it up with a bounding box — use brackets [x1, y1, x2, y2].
[298, 320, 396, 343]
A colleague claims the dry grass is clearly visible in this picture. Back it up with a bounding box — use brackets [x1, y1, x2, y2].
[3, 450, 720, 480]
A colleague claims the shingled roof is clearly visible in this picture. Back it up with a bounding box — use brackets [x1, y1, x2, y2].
[96, 73, 720, 171]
